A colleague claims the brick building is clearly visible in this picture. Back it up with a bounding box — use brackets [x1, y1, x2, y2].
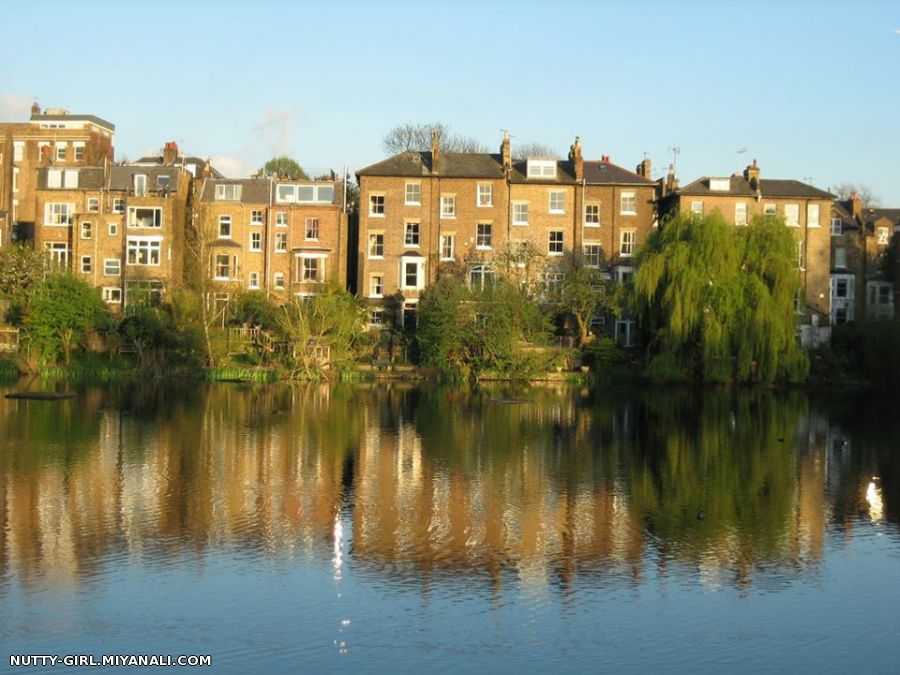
[830, 196, 898, 323]
[192, 174, 348, 304]
[32, 147, 192, 310]
[356, 133, 657, 332]
[659, 160, 835, 342]
[0, 104, 115, 247]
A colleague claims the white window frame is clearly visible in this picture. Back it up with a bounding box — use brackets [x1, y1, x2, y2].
[112, 198, 124, 214]
[369, 194, 385, 217]
[764, 204, 777, 220]
[785, 203, 800, 227]
[250, 209, 264, 226]
[276, 212, 288, 227]
[128, 206, 163, 229]
[48, 169, 62, 188]
[735, 202, 748, 226]
[807, 203, 820, 228]
[831, 218, 842, 236]
[80, 256, 92, 274]
[833, 246, 847, 269]
[214, 254, 236, 280]
[620, 230, 636, 257]
[476, 223, 492, 250]
[877, 227, 890, 246]
[526, 159, 556, 179]
[80, 221, 92, 240]
[274, 272, 285, 289]
[133, 174, 148, 197]
[691, 201, 704, 217]
[108, 222, 118, 236]
[400, 256, 425, 291]
[620, 191, 637, 215]
[44, 202, 75, 226]
[55, 142, 67, 162]
[249, 231, 262, 252]
[548, 230, 564, 256]
[512, 202, 529, 226]
[405, 182, 421, 206]
[101, 287, 122, 304]
[584, 203, 600, 227]
[126, 236, 162, 267]
[368, 233, 384, 259]
[548, 190, 565, 214]
[477, 183, 493, 207]
[404, 221, 420, 247]
[215, 184, 241, 201]
[583, 243, 602, 268]
[87, 197, 99, 213]
[440, 194, 456, 219]
[298, 253, 326, 283]
[103, 258, 121, 276]
[303, 217, 320, 241]
[275, 232, 288, 252]
[45, 242, 70, 265]
[218, 215, 232, 238]
[369, 274, 384, 298]
[248, 272, 260, 289]
[440, 234, 455, 261]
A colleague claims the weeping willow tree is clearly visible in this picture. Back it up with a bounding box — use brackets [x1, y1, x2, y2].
[633, 213, 809, 383]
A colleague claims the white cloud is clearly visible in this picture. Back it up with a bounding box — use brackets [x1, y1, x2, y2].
[210, 155, 246, 178]
[0, 94, 32, 122]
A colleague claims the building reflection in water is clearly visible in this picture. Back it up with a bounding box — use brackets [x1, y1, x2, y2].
[0, 382, 897, 596]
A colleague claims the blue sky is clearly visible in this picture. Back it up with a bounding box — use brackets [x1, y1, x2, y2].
[2, 0, 898, 202]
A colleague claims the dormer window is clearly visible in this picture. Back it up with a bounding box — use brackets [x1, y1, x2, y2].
[527, 159, 556, 179]
[215, 184, 241, 201]
[133, 174, 148, 197]
[709, 178, 730, 191]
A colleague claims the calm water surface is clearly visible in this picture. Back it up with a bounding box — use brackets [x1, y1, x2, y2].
[0, 382, 898, 673]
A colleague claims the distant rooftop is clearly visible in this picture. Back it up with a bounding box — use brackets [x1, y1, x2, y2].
[29, 106, 115, 131]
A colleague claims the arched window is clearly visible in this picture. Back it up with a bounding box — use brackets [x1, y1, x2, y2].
[468, 265, 496, 291]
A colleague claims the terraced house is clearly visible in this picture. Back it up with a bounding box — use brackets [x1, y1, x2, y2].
[193, 174, 348, 304]
[356, 134, 657, 332]
[32, 149, 192, 310]
[830, 196, 898, 324]
[659, 160, 835, 345]
[0, 104, 115, 247]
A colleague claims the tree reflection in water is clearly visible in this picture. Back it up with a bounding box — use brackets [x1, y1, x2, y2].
[0, 381, 897, 595]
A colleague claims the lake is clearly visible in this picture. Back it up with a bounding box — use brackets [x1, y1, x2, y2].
[0, 382, 898, 673]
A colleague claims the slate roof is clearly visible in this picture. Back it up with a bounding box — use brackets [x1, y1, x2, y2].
[866, 208, 900, 227]
[37, 166, 105, 190]
[583, 160, 655, 186]
[678, 175, 834, 200]
[134, 155, 224, 179]
[199, 178, 271, 204]
[357, 151, 505, 178]
[109, 165, 181, 191]
[30, 113, 115, 131]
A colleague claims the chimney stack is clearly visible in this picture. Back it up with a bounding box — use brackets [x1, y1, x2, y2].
[163, 141, 179, 166]
[431, 127, 441, 172]
[202, 159, 212, 179]
[636, 157, 651, 179]
[601, 155, 611, 164]
[569, 136, 583, 180]
[30, 102, 41, 118]
[501, 131, 511, 172]
[666, 163, 677, 194]
[743, 159, 761, 190]
[850, 192, 863, 219]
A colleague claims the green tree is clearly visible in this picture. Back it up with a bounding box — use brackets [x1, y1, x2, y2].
[24, 275, 112, 365]
[549, 256, 620, 347]
[633, 213, 808, 383]
[278, 283, 366, 379]
[258, 155, 309, 180]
